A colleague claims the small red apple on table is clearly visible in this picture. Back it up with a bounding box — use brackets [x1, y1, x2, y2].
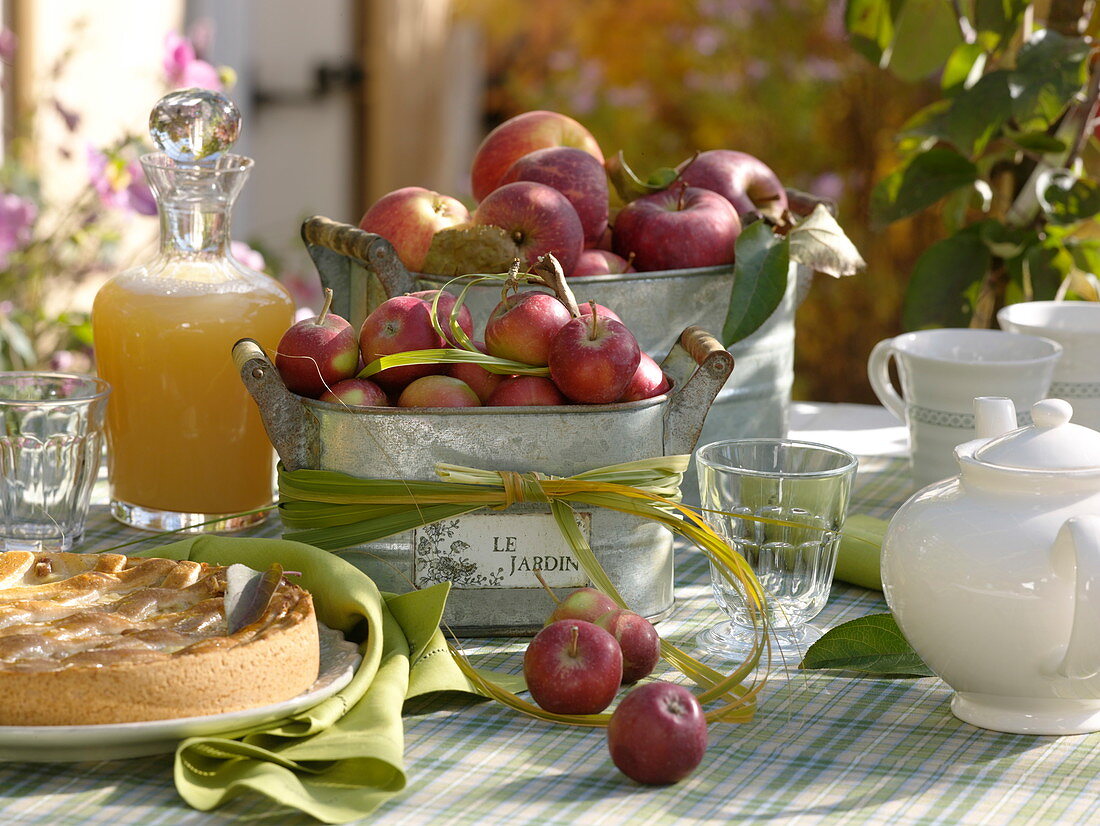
[358, 186, 470, 273]
[613, 184, 742, 272]
[523, 619, 623, 715]
[595, 608, 661, 684]
[607, 682, 708, 784]
[474, 181, 585, 276]
[470, 110, 604, 202]
[275, 288, 359, 397]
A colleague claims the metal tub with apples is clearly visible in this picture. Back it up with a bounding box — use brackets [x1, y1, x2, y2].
[235, 219, 734, 636]
[309, 215, 810, 501]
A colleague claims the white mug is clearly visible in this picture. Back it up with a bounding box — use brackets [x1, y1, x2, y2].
[868, 328, 1061, 487]
[998, 301, 1100, 431]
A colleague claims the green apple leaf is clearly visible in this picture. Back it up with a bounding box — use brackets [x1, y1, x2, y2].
[844, 0, 898, 66]
[788, 204, 866, 277]
[722, 222, 789, 346]
[800, 613, 935, 677]
[941, 42, 988, 95]
[421, 225, 522, 276]
[224, 563, 284, 634]
[871, 147, 978, 226]
[902, 224, 990, 329]
[974, 0, 1029, 43]
[1041, 176, 1100, 225]
[885, 0, 963, 82]
[901, 71, 1012, 156]
[1009, 29, 1090, 130]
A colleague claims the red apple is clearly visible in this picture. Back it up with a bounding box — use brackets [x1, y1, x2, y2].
[619, 353, 671, 402]
[500, 146, 609, 247]
[407, 289, 474, 346]
[524, 619, 623, 715]
[571, 249, 636, 277]
[358, 186, 470, 273]
[577, 302, 623, 324]
[319, 378, 389, 407]
[548, 587, 619, 624]
[548, 309, 641, 404]
[447, 341, 502, 403]
[676, 149, 788, 219]
[613, 185, 741, 272]
[396, 375, 481, 408]
[595, 608, 661, 684]
[607, 682, 708, 785]
[484, 291, 573, 367]
[470, 110, 604, 202]
[474, 181, 585, 276]
[275, 288, 359, 398]
[487, 375, 567, 406]
[359, 295, 449, 390]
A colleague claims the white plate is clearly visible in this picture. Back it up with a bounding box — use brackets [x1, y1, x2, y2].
[0, 623, 361, 762]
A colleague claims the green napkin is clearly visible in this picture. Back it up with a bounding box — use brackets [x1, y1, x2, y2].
[834, 514, 887, 591]
[134, 535, 486, 823]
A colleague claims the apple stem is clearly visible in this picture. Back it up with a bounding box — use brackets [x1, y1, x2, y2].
[568, 625, 579, 658]
[587, 301, 599, 341]
[533, 569, 561, 604]
[316, 287, 334, 325]
[676, 183, 687, 212]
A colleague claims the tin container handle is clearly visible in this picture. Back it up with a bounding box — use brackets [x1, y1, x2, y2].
[301, 216, 416, 329]
[660, 326, 735, 456]
[233, 338, 319, 472]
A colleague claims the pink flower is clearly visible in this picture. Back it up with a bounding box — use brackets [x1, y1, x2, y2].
[162, 32, 222, 91]
[0, 194, 37, 269]
[230, 241, 266, 272]
[86, 146, 156, 217]
[0, 28, 16, 63]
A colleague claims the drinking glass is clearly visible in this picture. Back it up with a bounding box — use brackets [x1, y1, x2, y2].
[695, 438, 857, 660]
[0, 373, 111, 551]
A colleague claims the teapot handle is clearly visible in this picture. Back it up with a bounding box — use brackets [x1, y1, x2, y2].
[1052, 515, 1100, 680]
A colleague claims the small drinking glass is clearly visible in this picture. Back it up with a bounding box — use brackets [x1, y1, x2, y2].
[695, 438, 858, 660]
[0, 373, 111, 551]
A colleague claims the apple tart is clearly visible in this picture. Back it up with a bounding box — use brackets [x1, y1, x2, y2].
[0, 550, 320, 726]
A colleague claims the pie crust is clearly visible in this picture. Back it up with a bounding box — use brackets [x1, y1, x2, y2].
[0, 551, 320, 725]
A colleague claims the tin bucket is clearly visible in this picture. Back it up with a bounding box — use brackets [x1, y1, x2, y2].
[237, 223, 733, 635]
[301, 217, 811, 501]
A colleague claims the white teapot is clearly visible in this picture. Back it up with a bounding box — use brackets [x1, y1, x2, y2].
[882, 397, 1100, 735]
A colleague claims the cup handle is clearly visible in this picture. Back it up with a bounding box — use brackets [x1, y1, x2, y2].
[868, 338, 906, 422]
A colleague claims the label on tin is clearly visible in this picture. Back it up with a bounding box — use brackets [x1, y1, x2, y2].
[412, 511, 592, 589]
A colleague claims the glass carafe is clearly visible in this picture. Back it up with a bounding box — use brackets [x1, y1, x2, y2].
[92, 90, 293, 532]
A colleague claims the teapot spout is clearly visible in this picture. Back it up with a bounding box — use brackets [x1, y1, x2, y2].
[974, 396, 1017, 440]
[1052, 516, 1100, 680]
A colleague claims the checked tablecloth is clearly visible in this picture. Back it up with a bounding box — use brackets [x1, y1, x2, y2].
[0, 404, 1097, 825]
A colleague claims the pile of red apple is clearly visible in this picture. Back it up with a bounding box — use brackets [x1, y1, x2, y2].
[275, 278, 671, 408]
[525, 586, 709, 785]
[358, 109, 788, 278]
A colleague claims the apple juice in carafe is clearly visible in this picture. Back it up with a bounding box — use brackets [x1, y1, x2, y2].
[92, 90, 293, 531]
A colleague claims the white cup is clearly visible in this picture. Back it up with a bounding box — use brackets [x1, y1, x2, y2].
[997, 301, 1100, 431]
[868, 329, 1061, 488]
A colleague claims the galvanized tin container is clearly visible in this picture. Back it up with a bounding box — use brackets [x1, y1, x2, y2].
[237, 223, 733, 634]
[302, 217, 810, 500]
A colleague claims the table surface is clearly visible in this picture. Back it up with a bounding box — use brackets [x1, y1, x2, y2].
[3, 403, 1099, 825]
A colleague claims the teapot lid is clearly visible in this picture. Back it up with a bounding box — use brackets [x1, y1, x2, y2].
[974, 399, 1100, 470]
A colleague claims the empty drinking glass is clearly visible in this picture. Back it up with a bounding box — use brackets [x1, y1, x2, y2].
[695, 438, 857, 660]
[0, 373, 110, 551]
